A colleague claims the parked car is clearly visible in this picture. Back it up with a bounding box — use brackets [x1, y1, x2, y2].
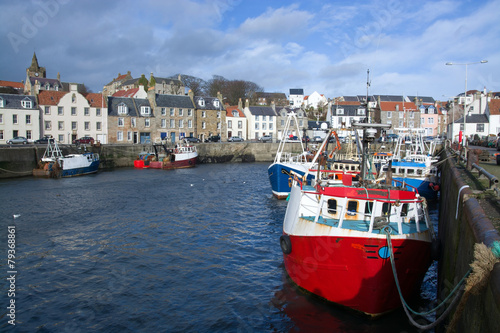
[184, 136, 201, 143]
[35, 136, 54, 144]
[259, 135, 272, 142]
[301, 136, 310, 143]
[312, 136, 323, 143]
[6, 136, 28, 144]
[73, 136, 95, 145]
[204, 135, 220, 143]
[285, 136, 299, 142]
[228, 136, 244, 142]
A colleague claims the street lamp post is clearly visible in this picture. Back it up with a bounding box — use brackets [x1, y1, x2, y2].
[445, 60, 488, 151]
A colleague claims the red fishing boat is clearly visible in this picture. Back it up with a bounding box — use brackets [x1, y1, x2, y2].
[280, 123, 434, 316]
[134, 143, 197, 170]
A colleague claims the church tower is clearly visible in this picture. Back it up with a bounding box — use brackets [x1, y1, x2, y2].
[26, 52, 46, 79]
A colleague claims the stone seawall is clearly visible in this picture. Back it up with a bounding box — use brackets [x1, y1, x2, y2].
[437, 149, 500, 332]
[0, 142, 308, 178]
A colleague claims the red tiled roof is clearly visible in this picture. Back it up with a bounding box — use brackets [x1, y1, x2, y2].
[379, 101, 417, 111]
[0, 80, 24, 89]
[84, 93, 106, 107]
[225, 105, 245, 117]
[37, 90, 67, 105]
[112, 87, 139, 97]
[489, 99, 500, 115]
[336, 101, 361, 106]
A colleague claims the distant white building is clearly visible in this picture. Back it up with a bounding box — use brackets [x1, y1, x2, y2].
[304, 91, 328, 110]
[288, 89, 304, 108]
[0, 94, 40, 143]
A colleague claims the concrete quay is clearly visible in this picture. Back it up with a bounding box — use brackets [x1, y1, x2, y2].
[437, 147, 500, 332]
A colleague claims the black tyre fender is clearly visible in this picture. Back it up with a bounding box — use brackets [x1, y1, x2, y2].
[431, 238, 441, 261]
[280, 234, 292, 255]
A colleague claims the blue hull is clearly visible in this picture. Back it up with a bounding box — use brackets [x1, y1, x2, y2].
[61, 161, 100, 177]
[393, 177, 438, 201]
[268, 163, 313, 199]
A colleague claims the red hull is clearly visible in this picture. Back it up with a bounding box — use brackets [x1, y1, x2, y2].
[283, 234, 431, 316]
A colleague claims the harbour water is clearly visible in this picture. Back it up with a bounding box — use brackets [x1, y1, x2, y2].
[0, 163, 437, 332]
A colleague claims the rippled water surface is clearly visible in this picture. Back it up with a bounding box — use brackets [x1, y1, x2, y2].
[0, 163, 437, 332]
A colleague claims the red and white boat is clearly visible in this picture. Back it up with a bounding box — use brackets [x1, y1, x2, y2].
[134, 143, 197, 170]
[280, 123, 434, 316]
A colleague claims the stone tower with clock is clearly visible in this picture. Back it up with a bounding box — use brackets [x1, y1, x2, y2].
[26, 52, 46, 79]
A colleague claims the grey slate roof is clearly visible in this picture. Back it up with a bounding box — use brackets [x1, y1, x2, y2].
[194, 96, 223, 110]
[332, 104, 365, 116]
[289, 88, 304, 95]
[407, 96, 435, 104]
[155, 94, 194, 108]
[0, 93, 38, 109]
[455, 114, 489, 124]
[29, 77, 62, 90]
[374, 95, 405, 102]
[247, 106, 277, 116]
[107, 96, 151, 117]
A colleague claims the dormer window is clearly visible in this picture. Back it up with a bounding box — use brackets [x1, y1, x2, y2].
[337, 108, 344, 115]
[0, 97, 4, 107]
[198, 99, 205, 107]
[21, 98, 32, 109]
[232, 110, 239, 117]
[72, 93, 76, 103]
[214, 100, 220, 108]
[357, 108, 365, 115]
[140, 106, 151, 116]
[45, 83, 50, 90]
[396, 104, 399, 111]
[118, 103, 128, 114]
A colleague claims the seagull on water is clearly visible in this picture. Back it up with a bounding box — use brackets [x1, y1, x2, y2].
[13, 214, 21, 219]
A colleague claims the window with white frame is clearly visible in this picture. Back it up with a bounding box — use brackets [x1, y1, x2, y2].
[71, 107, 77, 115]
[179, 109, 183, 116]
[188, 109, 192, 116]
[188, 119, 193, 128]
[255, 115, 259, 121]
[118, 103, 128, 114]
[217, 111, 220, 119]
[45, 121, 51, 130]
[409, 121, 414, 127]
[214, 100, 220, 108]
[58, 134, 64, 142]
[269, 123, 273, 130]
[58, 121, 64, 130]
[202, 111, 206, 118]
[337, 108, 344, 115]
[161, 119, 166, 128]
[117, 131, 123, 141]
[228, 120, 232, 128]
[25, 114, 31, 124]
[0, 130, 3, 139]
[477, 124, 484, 132]
[131, 118, 136, 127]
[170, 119, 175, 128]
[421, 118, 424, 124]
[232, 110, 238, 117]
[96, 108, 101, 116]
[12, 114, 17, 124]
[357, 108, 365, 115]
[141, 106, 151, 115]
[21, 98, 32, 108]
[255, 123, 259, 130]
[263, 123, 267, 130]
[145, 118, 150, 127]
[429, 118, 434, 124]
[399, 120, 404, 127]
[84, 107, 90, 116]
[399, 112, 403, 118]
[96, 122, 101, 131]
[238, 121, 242, 129]
[170, 108, 174, 116]
[72, 121, 77, 130]
[387, 111, 392, 118]
[202, 121, 206, 129]
[0, 97, 3, 107]
[128, 131, 132, 141]
[118, 118, 124, 127]
[46, 106, 51, 115]
[161, 108, 166, 116]
[58, 107, 63, 115]
[0, 114, 3, 123]
[198, 99, 205, 107]
[217, 122, 220, 130]
[178, 119, 183, 128]
[410, 111, 414, 119]
[85, 121, 90, 130]
[26, 130, 31, 139]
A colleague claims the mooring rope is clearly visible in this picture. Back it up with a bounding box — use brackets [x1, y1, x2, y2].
[383, 229, 500, 331]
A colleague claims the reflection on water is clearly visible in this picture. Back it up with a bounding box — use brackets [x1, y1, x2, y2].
[0, 163, 436, 332]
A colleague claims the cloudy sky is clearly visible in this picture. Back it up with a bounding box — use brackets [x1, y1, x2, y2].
[1, 0, 498, 101]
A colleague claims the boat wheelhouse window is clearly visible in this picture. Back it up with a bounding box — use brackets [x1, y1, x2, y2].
[417, 170, 423, 175]
[327, 199, 337, 214]
[391, 168, 396, 173]
[346, 201, 357, 215]
[364, 202, 373, 215]
[407, 169, 415, 175]
[382, 203, 390, 215]
[401, 203, 408, 217]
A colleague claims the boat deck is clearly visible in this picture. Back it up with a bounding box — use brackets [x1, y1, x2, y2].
[301, 215, 429, 234]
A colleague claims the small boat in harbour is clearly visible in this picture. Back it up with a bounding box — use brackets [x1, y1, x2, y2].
[280, 122, 435, 316]
[134, 143, 197, 170]
[268, 112, 315, 199]
[33, 140, 99, 178]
